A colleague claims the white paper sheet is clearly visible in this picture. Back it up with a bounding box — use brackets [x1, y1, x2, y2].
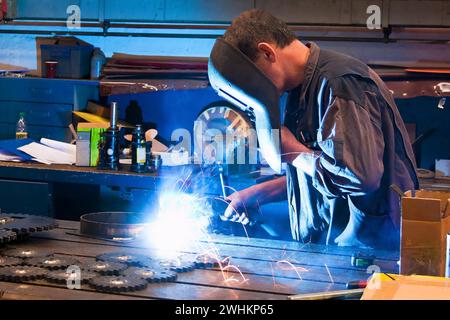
[40, 138, 76, 155]
[18, 142, 75, 165]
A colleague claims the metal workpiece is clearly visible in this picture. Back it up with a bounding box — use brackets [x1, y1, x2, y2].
[26, 255, 79, 270]
[156, 258, 196, 273]
[79, 212, 150, 241]
[0, 266, 48, 282]
[0, 214, 57, 238]
[96, 252, 151, 267]
[89, 275, 148, 293]
[194, 254, 222, 269]
[1, 248, 54, 259]
[0, 230, 17, 244]
[84, 260, 128, 276]
[123, 267, 177, 283]
[110, 102, 119, 129]
[0, 256, 23, 267]
[46, 269, 98, 285]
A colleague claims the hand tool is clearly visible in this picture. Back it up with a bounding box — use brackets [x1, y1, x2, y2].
[346, 280, 368, 289]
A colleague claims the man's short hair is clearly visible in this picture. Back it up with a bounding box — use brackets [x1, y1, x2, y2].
[223, 9, 297, 62]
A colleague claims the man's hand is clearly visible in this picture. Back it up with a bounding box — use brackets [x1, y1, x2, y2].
[222, 186, 260, 225]
[221, 177, 288, 225]
[281, 126, 311, 164]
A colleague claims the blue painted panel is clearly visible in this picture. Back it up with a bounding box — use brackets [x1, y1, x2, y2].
[0, 101, 73, 126]
[397, 97, 450, 170]
[104, 0, 164, 21]
[107, 87, 221, 141]
[165, 0, 253, 22]
[14, 0, 99, 20]
[0, 78, 98, 105]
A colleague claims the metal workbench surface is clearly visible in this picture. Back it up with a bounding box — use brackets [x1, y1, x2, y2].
[0, 220, 399, 300]
[0, 162, 266, 191]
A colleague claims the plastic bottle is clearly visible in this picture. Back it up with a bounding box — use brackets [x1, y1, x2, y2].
[90, 48, 106, 80]
[16, 112, 28, 139]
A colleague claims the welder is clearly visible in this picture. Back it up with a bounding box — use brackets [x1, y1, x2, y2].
[208, 9, 418, 249]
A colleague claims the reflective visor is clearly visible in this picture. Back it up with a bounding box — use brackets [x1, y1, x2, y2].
[208, 38, 282, 173]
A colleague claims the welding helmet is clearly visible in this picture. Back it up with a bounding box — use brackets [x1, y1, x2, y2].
[208, 37, 282, 174]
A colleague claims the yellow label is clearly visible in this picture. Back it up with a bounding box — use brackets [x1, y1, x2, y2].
[137, 147, 146, 164]
[16, 132, 28, 139]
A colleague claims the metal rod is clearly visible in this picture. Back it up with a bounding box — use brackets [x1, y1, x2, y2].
[288, 288, 365, 300]
[110, 102, 118, 129]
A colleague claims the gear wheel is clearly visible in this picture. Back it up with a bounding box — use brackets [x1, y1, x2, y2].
[96, 252, 151, 267]
[1, 248, 54, 259]
[0, 230, 17, 244]
[46, 269, 97, 285]
[85, 261, 127, 275]
[0, 214, 57, 238]
[123, 267, 178, 283]
[0, 256, 23, 267]
[152, 258, 195, 273]
[26, 255, 79, 270]
[0, 266, 47, 282]
[89, 275, 148, 293]
[194, 254, 223, 269]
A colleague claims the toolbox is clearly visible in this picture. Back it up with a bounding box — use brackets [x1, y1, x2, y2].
[39, 36, 93, 79]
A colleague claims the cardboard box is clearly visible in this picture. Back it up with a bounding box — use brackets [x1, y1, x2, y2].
[77, 123, 108, 167]
[401, 190, 450, 277]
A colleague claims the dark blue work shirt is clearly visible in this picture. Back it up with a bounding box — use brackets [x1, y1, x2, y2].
[284, 43, 418, 249]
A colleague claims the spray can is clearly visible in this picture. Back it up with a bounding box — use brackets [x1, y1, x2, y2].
[130, 125, 147, 173]
[446, 233, 450, 278]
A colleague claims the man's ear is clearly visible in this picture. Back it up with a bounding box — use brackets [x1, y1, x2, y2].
[257, 42, 276, 63]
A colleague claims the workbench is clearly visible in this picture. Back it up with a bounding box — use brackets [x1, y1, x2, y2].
[0, 220, 399, 300]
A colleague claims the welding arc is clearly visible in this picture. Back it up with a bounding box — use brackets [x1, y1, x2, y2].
[89, 275, 148, 292]
[0, 266, 48, 282]
[123, 267, 178, 283]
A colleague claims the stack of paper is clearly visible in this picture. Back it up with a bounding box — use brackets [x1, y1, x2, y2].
[18, 138, 76, 165]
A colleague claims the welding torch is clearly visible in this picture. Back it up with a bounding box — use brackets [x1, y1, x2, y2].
[216, 162, 277, 237]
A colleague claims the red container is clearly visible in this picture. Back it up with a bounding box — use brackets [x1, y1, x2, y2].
[45, 60, 59, 78]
